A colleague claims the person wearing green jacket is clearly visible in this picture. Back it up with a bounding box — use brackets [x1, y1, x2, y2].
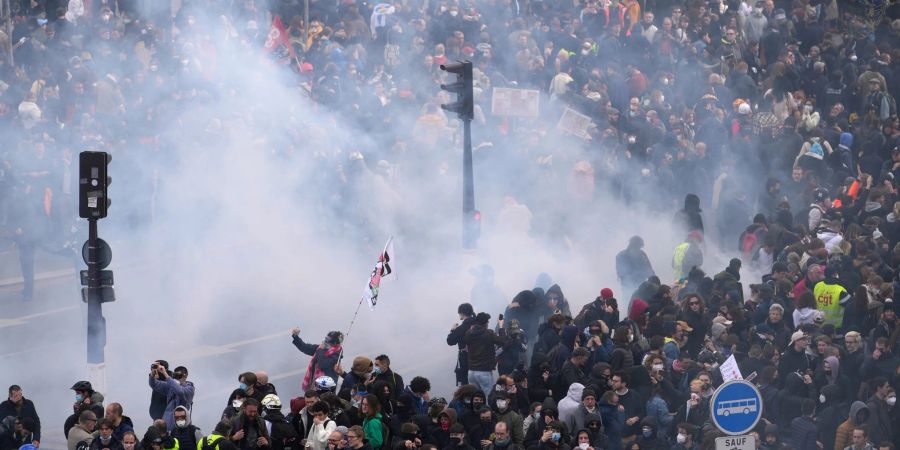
[361, 395, 384, 450]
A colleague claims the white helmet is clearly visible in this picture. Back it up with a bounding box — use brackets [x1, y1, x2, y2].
[315, 376, 336, 391]
[262, 394, 282, 410]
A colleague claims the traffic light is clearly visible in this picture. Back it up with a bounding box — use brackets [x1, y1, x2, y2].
[79, 151, 112, 219]
[439, 61, 473, 121]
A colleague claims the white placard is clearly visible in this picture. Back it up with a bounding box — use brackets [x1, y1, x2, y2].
[557, 107, 593, 139]
[715, 435, 755, 450]
[491, 88, 540, 117]
[720, 354, 743, 382]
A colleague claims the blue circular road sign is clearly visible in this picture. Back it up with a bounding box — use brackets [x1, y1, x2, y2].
[709, 380, 763, 435]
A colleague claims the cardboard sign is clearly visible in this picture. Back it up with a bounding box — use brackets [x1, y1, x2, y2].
[491, 88, 540, 117]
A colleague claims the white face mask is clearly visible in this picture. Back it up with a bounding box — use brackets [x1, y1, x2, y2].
[233, 400, 244, 409]
[496, 400, 508, 410]
[578, 443, 589, 450]
[175, 420, 187, 428]
[676, 434, 686, 444]
[888, 396, 897, 406]
[652, 364, 664, 372]
[819, 394, 826, 403]
[628, 334, 634, 343]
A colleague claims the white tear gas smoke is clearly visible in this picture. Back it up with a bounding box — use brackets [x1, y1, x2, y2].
[1, 5, 753, 439]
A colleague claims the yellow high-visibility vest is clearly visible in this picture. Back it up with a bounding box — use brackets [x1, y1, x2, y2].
[813, 281, 847, 327]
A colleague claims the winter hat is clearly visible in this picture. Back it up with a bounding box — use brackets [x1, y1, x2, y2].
[581, 389, 597, 400]
[711, 323, 727, 340]
[352, 356, 373, 374]
[600, 288, 614, 300]
[629, 299, 649, 321]
[839, 132, 853, 148]
[769, 303, 784, 314]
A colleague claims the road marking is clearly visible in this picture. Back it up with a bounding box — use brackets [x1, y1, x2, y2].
[0, 305, 79, 329]
[168, 332, 287, 362]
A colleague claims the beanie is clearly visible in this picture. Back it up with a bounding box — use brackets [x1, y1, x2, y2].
[600, 288, 614, 299]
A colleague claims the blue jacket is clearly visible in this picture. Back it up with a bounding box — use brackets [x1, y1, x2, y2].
[644, 395, 672, 433]
[148, 377, 195, 430]
[598, 401, 624, 450]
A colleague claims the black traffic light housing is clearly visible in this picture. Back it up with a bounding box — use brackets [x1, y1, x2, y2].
[79, 151, 112, 219]
[439, 61, 474, 121]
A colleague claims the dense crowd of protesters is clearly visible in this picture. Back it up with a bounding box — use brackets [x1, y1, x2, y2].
[2, 0, 900, 449]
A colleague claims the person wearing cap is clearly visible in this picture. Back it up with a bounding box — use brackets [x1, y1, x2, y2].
[615, 236, 655, 298]
[338, 357, 374, 402]
[464, 312, 506, 397]
[565, 387, 598, 442]
[574, 289, 615, 330]
[713, 258, 744, 304]
[67, 411, 97, 450]
[777, 331, 811, 387]
[813, 266, 850, 328]
[446, 423, 476, 450]
[65, 381, 105, 438]
[807, 188, 831, 232]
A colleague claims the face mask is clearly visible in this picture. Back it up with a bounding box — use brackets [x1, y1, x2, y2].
[373, 366, 383, 375]
[352, 399, 361, 408]
[175, 420, 187, 428]
[581, 49, 590, 56]
[100, 436, 111, 443]
[578, 443, 589, 450]
[676, 434, 687, 444]
[533, 412, 541, 420]
[453, 437, 464, 446]
[496, 400, 509, 410]
[628, 334, 634, 343]
[464, 398, 472, 405]
[652, 364, 664, 371]
[642, 428, 653, 438]
[449, 10, 458, 16]
[888, 396, 897, 406]
[75, 394, 84, 402]
[658, 95, 665, 103]
[850, 55, 858, 62]
[551, 433, 561, 442]
[819, 394, 826, 403]
[233, 400, 243, 409]
[239, 383, 248, 391]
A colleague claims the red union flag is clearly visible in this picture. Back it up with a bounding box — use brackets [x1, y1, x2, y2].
[264, 16, 297, 65]
[362, 237, 395, 310]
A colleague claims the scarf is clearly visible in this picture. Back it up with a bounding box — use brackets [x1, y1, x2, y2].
[302, 344, 342, 391]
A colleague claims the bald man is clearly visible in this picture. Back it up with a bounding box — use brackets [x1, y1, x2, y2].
[254, 372, 277, 398]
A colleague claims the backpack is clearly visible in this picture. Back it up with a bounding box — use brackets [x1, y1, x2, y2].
[379, 412, 392, 448]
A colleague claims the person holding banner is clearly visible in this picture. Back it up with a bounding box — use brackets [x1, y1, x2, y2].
[292, 329, 344, 392]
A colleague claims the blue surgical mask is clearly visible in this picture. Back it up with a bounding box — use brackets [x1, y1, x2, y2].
[239, 383, 248, 391]
[551, 433, 561, 442]
[373, 366, 383, 375]
[642, 428, 653, 438]
[75, 394, 84, 402]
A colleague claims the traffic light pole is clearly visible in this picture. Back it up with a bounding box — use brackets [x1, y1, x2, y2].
[85, 218, 105, 365]
[462, 118, 476, 249]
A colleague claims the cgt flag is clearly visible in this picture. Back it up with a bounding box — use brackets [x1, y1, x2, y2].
[363, 236, 395, 310]
[264, 16, 297, 65]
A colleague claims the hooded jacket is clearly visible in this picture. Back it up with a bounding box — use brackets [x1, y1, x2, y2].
[834, 401, 869, 450]
[557, 384, 583, 426]
[171, 406, 204, 450]
[149, 376, 196, 431]
[815, 385, 847, 450]
[464, 323, 505, 371]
